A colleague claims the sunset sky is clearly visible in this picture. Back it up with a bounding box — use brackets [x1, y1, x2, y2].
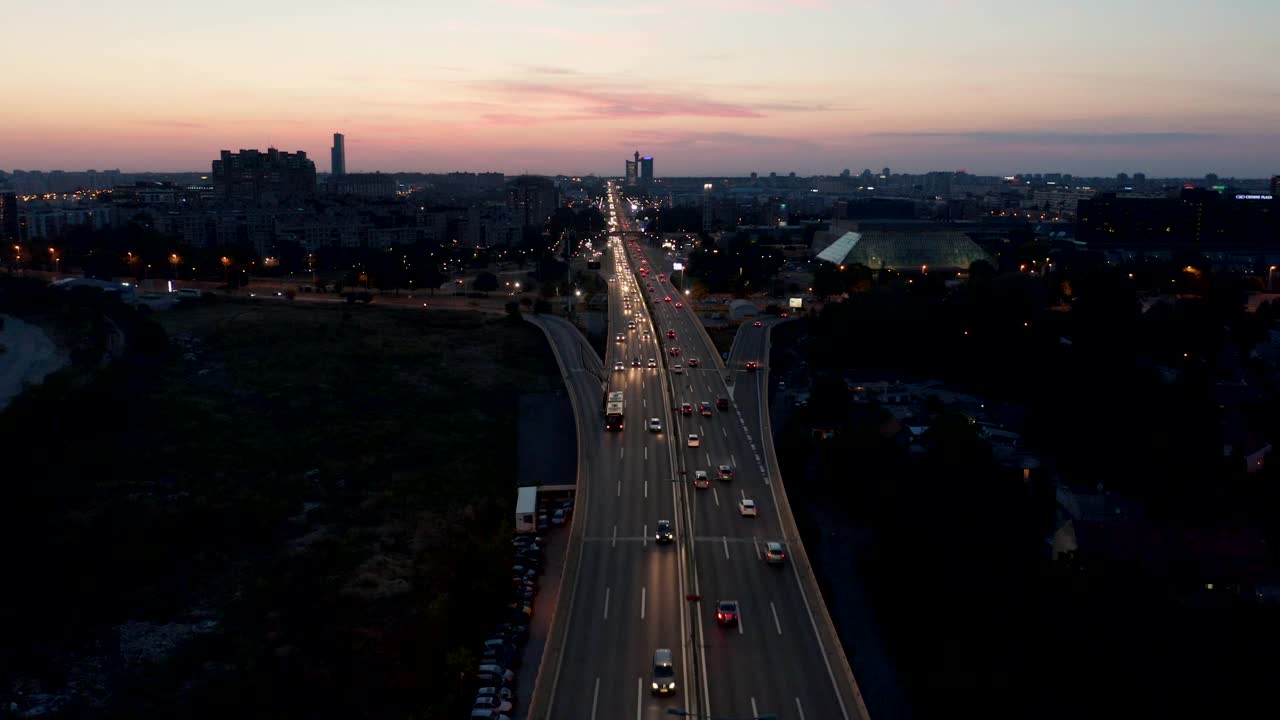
[3, 0, 1279, 176]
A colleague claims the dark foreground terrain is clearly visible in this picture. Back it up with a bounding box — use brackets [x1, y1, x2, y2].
[0, 298, 559, 719]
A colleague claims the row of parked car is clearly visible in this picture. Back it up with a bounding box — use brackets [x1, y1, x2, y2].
[473, 497, 572, 718]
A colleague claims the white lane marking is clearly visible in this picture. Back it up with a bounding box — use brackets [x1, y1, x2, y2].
[712, 487, 720, 507]
[722, 536, 730, 559]
[636, 676, 643, 720]
[603, 587, 611, 620]
[620, 447, 625, 460]
[641, 586, 646, 620]
[771, 601, 783, 635]
[796, 698, 807, 720]
[741, 488, 747, 500]
[643, 397, 646, 407]
[612, 525, 617, 548]
[643, 524, 647, 548]
[644, 446, 648, 460]
[751, 697, 759, 718]
[754, 537, 762, 560]
[731, 453, 737, 467]
[722, 427, 728, 437]
[617, 481, 621, 497]
[590, 677, 600, 720]
[705, 451, 711, 466]
[644, 480, 649, 498]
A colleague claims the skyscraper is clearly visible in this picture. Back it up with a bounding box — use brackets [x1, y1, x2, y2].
[625, 160, 637, 186]
[702, 183, 713, 231]
[331, 133, 346, 176]
[640, 156, 654, 184]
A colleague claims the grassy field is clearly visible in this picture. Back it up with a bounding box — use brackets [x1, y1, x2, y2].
[0, 298, 561, 719]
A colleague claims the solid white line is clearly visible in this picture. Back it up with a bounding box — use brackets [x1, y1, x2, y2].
[590, 677, 600, 720]
[731, 453, 737, 467]
[722, 536, 730, 559]
[603, 587, 611, 620]
[617, 481, 621, 497]
[751, 697, 759, 719]
[741, 488, 747, 500]
[722, 427, 728, 437]
[705, 451, 711, 466]
[795, 697, 807, 720]
[620, 447, 625, 459]
[643, 524, 647, 548]
[643, 397, 646, 407]
[754, 537, 762, 560]
[771, 601, 783, 635]
[612, 525, 617, 548]
[712, 487, 720, 507]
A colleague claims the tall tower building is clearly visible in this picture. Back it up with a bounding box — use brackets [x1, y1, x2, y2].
[702, 183, 713, 231]
[625, 159, 637, 187]
[640, 156, 654, 184]
[331, 133, 346, 176]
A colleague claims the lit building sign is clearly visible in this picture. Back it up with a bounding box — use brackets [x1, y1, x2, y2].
[1235, 194, 1274, 200]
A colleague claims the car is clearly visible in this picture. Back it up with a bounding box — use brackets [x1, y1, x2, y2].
[647, 358, 658, 368]
[745, 360, 758, 371]
[664, 296, 672, 303]
[669, 347, 680, 356]
[551, 509, 566, 526]
[476, 686, 516, 704]
[616, 333, 625, 342]
[687, 358, 699, 367]
[699, 402, 712, 417]
[779, 312, 789, 318]
[687, 434, 700, 448]
[628, 321, 637, 329]
[474, 697, 514, 715]
[614, 361, 625, 372]
[674, 301, 684, 308]
[651, 647, 677, 695]
[693, 471, 710, 488]
[765, 542, 787, 565]
[476, 665, 516, 685]
[680, 402, 693, 416]
[717, 464, 734, 481]
[738, 499, 758, 517]
[716, 600, 739, 626]
[632, 357, 642, 367]
[753, 320, 763, 327]
[659, 273, 666, 280]
[655, 520, 674, 544]
[469, 709, 512, 720]
[648, 417, 662, 433]
[716, 397, 729, 410]
[511, 536, 545, 549]
[175, 287, 204, 299]
[666, 329, 677, 338]
[672, 364, 683, 374]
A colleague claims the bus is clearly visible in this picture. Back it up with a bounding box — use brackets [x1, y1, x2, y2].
[605, 390, 625, 431]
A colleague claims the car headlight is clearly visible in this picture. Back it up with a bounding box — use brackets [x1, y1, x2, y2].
[652, 682, 659, 689]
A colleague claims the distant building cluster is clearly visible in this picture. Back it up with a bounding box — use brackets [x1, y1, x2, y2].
[624, 151, 654, 188]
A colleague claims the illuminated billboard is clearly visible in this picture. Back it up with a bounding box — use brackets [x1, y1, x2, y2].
[788, 297, 803, 309]
[672, 262, 684, 271]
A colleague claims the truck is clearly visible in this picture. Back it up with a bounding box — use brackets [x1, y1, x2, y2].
[515, 486, 539, 534]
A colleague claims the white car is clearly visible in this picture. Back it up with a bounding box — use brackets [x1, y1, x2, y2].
[672, 364, 683, 374]
[647, 358, 658, 368]
[614, 361, 625, 372]
[687, 434, 700, 448]
[738, 499, 758, 517]
[648, 418, 662, 433]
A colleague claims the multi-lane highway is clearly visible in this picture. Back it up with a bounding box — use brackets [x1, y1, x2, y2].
[537, 183, 864, 720]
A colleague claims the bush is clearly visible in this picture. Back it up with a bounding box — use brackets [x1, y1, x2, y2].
[284, 288, 297, 301]
[533, 299, 551, 315]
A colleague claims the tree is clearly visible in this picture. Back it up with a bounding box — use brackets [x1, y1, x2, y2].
[473, 272, 499, 293]
[505, 301, 522, 323]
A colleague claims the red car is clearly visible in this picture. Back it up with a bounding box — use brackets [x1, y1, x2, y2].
[658, 273, 665, 280]
[669, 347, 681, 356]
[674, 302, 684, 308]
[779, 312, 789, 318]
[666, 330, 677, 338]
[687, 358, 699, 367]
[753, 321, 763, 327]
[664, 296, 672, 303]
[746, 360, 758, 371]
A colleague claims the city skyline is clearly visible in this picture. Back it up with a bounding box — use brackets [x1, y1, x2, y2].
[3, 0, 1279, 176]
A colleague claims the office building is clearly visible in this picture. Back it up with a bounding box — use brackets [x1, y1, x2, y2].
[331, 133, 346, 176]
[702, 184, 713, 231]
[640, 156, 654, 184]
[325, 172, 396, 198]
[211, 148, 317, 204]
[0, 192, 18, 241]
[508, 175, 560, 228]
[625, 160, 637, 187]
[1077, 188, 1279, 254]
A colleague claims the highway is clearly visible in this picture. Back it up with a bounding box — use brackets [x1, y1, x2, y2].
[537, 217, 690, 719]
[537, 184, 864, 720]
[616, 188, 865, 720]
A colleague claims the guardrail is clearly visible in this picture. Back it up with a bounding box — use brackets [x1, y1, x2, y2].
[758, 321, 872, 720]
[522, 316, 593, 720]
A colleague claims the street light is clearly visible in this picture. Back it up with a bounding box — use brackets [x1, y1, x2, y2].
[221, 256, 231, 284]
[1270, 265, 1276, 292]
[48, 247, 59, 274]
